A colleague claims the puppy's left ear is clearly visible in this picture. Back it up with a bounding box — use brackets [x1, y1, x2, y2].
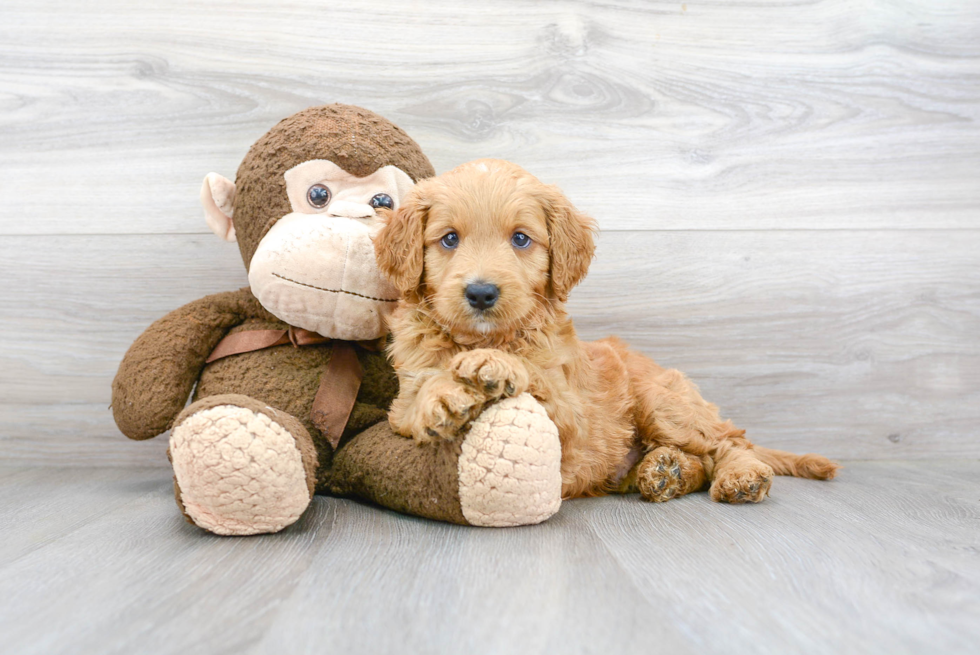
[374, 185, 429, 295]
[537, 184, 598, 302]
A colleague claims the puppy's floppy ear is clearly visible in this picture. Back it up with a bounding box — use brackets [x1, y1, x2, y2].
[374, 185, 429, 295]
[537, 184, 598, 302]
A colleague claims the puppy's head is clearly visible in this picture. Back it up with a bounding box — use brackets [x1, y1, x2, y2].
[374, 159, 596, 338]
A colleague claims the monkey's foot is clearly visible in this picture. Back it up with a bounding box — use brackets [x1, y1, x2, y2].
[456, 394, 563, 527]
[169, 395, 317, 536]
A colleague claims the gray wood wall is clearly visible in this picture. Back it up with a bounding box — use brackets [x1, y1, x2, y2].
[2, 0, 978, 466]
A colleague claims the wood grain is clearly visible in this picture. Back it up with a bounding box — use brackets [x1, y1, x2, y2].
[0, 466, 170, 564]
[583, 460, 980, 655]
[0, 462, 977, 655]
[1, 0, 978, 235]
[2, 229, 978, 465]
[1, 0, 979, 464]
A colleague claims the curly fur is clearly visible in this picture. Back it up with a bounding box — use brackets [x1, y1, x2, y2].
[375, 159, 839, 502]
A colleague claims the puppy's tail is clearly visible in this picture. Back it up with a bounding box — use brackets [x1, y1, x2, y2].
[753, 446, 840, 480]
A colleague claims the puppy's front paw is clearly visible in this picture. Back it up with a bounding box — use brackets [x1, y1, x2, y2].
[710, 459, 774, 504]
[449, 349, 529, 399]
[412, 377, 483, 443]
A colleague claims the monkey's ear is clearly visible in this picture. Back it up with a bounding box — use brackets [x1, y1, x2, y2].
[373, 188, 428, 295]
[537, 184, 597, 302]
[201, 172, 237, 242]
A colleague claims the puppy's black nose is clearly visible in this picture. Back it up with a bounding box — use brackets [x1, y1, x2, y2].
[465, 283, 499, 310]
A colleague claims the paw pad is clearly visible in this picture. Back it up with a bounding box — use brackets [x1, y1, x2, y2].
[710, 466, 774, 504]
[638, 450, 685, 502]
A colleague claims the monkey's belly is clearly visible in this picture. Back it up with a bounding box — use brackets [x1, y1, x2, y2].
[195, 343, 332, 437]
[193, 328, 397, 491]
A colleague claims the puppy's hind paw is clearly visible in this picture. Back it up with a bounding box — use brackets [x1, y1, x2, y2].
[710, 460, 774, 504]
[637, 446, 706, 503]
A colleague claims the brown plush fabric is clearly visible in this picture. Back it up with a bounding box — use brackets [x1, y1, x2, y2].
[173, 477, 193, 526]
[191, 309, 397, 491]
[112, 288, 270, 440]
[234, 104, 436, 269]
[169, 443, 193, 524]
[111, 104, 484, 527]
[112, 283, 397, 492]
[328, 421, 468, 525]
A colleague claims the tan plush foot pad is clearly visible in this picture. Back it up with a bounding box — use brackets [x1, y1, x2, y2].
[457, 393, 562, 527]
[170, 405, 311, 535]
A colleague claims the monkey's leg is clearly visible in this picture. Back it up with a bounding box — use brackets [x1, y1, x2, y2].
[328, 394, 563, 527]
[169, 394, 318, 536]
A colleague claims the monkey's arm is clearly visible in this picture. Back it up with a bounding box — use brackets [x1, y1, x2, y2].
[111, 288, 265, 440]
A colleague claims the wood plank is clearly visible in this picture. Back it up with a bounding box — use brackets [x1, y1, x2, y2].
[584, 460, 980, 655]
[3, 229, 978, 464]
[0, 404, 170, 468]
[2, 1, 978, 234]
[0, 462, 977, 654]
[255, 498, 682, 654]
[0, 467, 679, 654]
[0, 466, 172, 565]
[570, 229, 980, 460]
[0, 466, 329, 655]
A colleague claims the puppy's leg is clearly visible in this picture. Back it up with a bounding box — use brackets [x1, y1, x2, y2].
[449, 349, 530, 400]
[649, 369, 777, 503]
[389, 371, 487, 443]
[623, 349, 773, 503]
[629, 366, 733, 457]
[636, 445, 707, 503]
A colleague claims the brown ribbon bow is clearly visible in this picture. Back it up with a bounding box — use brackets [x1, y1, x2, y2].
[206, 326, 375, 449]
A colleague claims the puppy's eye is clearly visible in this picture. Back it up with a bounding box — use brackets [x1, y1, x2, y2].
[370, 193, 394, 210]
[511, 232, 532, 249]
[440, 232, 459, 249]
[307, 184, 331, 208]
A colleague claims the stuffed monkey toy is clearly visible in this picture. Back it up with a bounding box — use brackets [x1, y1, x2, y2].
[111, 105, 562, 535]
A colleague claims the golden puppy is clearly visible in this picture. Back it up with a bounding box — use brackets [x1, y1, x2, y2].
[374, 159, 838, 502]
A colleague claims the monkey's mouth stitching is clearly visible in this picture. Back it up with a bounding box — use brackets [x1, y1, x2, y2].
[272, 272, 399, 303]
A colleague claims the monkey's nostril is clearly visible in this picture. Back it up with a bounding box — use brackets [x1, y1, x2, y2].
[465, 282, 499, 311]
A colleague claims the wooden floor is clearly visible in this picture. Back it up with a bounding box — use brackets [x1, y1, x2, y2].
[2, 461, 977, 655]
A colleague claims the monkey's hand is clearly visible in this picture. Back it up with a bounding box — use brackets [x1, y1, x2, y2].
[111, 288, 257, 440]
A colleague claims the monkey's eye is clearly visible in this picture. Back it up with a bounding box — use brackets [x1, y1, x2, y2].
[370, 193, 394, 210]
[511, 232, 532, 249]
[307, 184, 331, 208]
[440, 232, 459, 249]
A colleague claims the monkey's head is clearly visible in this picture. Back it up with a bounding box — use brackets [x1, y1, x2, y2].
[201, 104, 435, 340]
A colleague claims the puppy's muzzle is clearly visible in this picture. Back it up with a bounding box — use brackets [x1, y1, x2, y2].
[465, 282, 499, 311]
